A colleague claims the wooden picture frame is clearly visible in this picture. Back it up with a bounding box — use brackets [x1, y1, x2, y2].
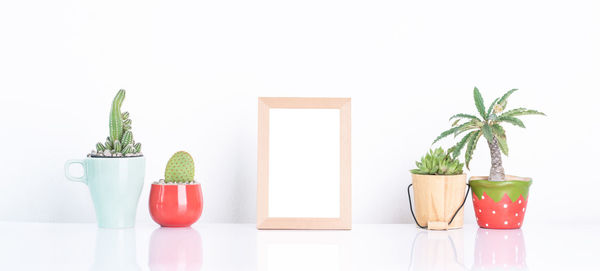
[257, 97, 351, 230]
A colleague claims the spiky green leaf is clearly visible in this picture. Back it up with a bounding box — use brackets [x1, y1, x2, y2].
[473, 87, 487, 119]
[451, 119, 460, 127]
[492, 124, 508, 155]
[454, 120, 480, 137]
[449, 113, 481, 122]
[497, 115, 525, 128]
[497, 88, 518, 108]
[482, 124, 494, 144]
[500, 108, 546, 118]
[491, 124, 506, 136]
[465, 131, 482, 170]
[433, 126, 459, 145]
[497, 134, 508, 156]
[451, 130, 477, 158]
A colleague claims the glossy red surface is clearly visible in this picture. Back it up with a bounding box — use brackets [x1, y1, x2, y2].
[149, 183, 203, 227]
[149, 227, 203, 269]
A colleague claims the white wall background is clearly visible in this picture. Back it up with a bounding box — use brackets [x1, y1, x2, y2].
[1, 0, 598, 224]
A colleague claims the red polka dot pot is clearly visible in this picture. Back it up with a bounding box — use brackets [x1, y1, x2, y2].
[470, 176, 532, 229]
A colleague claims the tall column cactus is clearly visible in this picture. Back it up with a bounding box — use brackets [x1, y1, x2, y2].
[164, 151, 195, 183]
[109, 89, 125, 142]
[91, 89, 143, 157]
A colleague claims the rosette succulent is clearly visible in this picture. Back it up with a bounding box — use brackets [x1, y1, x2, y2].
[411, 147, 464, 175]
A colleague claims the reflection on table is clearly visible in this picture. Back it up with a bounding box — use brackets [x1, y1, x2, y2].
[257, 230, 351, 271]
[149, 227, 203, 271]
[473, 228, 527, 270]
[408, 229, 468, 271]
[91, 228, 141, 271]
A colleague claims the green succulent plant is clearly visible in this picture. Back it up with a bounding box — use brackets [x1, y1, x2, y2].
[434, 87, 545, 181]
[164, 151, 195, 183]
[411, 147, 464, 175]
[93, 89, 142, 156]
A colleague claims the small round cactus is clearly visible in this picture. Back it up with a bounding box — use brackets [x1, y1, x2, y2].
[164, 151, 195, 183]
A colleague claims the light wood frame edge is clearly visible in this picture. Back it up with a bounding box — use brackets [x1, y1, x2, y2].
[257, 97, 352, 230]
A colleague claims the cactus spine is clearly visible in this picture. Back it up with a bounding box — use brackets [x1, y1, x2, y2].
[91, 89, 143, 157]
[164, 151, 195, 183]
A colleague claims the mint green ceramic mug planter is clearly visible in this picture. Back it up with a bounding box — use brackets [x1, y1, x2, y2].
[65, 157, 146, 228]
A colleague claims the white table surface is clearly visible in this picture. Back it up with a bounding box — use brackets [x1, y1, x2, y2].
[0, 222, 597, 270]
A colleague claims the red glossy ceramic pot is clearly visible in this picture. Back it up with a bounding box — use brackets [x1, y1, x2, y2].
[149, 183, 203, 227]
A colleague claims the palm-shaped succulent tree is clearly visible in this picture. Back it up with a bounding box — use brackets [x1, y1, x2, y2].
[433, 87, 545, 182]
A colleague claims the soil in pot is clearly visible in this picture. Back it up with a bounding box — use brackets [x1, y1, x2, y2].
[470, 176, 532, 229]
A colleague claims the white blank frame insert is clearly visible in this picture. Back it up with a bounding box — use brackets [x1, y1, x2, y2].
[258, 97, 351, 230]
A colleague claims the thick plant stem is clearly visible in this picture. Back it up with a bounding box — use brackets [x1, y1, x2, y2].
[487, 137, 505, 182]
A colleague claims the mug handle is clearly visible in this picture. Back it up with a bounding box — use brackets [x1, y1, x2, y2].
[65, 159, 87, 184]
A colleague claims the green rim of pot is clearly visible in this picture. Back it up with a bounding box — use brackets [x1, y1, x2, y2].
[470, 179, 532, 203]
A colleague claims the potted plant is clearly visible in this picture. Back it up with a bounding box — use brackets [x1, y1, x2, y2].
[64, 89, 145, 228]
[408, 147, 468, 230]
[149, 151, 203, 227]
[434, 87, 545, 229]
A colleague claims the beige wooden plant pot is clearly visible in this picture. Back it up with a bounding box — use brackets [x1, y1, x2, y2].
[409, 174, 468, 230]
